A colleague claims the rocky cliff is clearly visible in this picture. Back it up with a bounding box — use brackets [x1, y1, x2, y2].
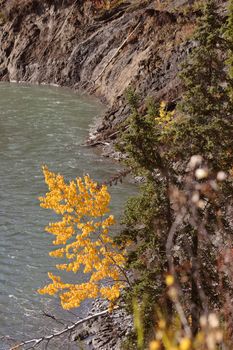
[0, 1, 228, 349]
[0, 0, 227, 147]
[0, 0, 203, 149]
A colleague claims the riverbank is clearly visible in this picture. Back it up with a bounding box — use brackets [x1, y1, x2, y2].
[0, 1, 228, 349]
[0, 82, 137, 350]
[0, 0, 207, 151]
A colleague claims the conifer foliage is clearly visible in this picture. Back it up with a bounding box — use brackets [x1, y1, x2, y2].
[117, 0, 233, 346]
[174, 0, 233, 170]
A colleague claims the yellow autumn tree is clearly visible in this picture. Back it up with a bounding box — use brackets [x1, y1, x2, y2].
[38, 166, 127, 310]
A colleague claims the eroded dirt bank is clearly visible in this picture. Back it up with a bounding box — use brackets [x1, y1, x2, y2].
[0, 0, 202, 149]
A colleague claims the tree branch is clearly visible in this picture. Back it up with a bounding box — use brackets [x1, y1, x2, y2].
[10, 309, 109, 350]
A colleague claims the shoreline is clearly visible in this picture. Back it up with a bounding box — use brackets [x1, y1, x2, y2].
[0, 0, 194, 153]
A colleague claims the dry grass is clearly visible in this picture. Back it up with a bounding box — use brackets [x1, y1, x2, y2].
[175, 22, 196, 46]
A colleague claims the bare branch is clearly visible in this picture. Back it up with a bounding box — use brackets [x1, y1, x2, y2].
[10, 309, 109, 350]
[42, 311, 67, 326]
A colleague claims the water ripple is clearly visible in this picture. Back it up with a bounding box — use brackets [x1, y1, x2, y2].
[0, 83, 136, 349]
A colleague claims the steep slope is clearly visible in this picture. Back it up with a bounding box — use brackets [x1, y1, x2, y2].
[0, 0, 211, 146]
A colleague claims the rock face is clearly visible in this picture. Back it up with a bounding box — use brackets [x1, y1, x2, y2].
[73, 299, 133, 350]
[0, 0, 200, 143]
[0, 1, 227, 349]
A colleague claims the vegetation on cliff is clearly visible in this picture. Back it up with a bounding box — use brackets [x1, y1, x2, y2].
[22, 0, 232, 349]
[116, 0, 233, 348]
[3, 0, 233, 349]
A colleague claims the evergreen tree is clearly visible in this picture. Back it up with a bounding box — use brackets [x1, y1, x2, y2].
[224, 0, 233, 119]
[117, 1, 233, 347]
[181, 0, 228, 116]
[169, 0, 233, 171]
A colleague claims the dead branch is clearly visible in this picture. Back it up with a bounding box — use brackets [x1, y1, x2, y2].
[103, 168, 132, 187]
[42, 311, 68, 326]
[165, 212, 192, 337]
[10, 309, 109, 350]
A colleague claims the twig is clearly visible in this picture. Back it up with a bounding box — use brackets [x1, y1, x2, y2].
[42, 311, 68, 326]
[84, 125, 130, 147]
[165, 212, 192, 337]
[103, 168, 132, 187]
[82, 140, 110, 147]
[10, 309, 109, 350]
[174, 299, 192, 338]
[166, 214, 185, 275]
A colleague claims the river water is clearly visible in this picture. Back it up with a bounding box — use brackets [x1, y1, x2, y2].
[0, 83, 135, 349]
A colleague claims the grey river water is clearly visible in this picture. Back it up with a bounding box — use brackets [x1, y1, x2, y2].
[0, 83, 135, 349]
